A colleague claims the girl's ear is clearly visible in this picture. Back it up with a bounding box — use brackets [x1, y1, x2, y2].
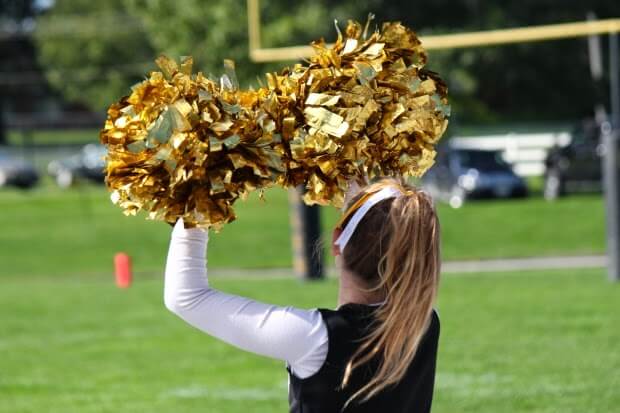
[332, 228, 343, 257]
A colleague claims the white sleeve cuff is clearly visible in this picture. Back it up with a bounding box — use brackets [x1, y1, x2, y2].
[171, 218, 208, 242]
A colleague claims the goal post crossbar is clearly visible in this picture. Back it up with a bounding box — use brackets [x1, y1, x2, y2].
[247, 0, 620, 62]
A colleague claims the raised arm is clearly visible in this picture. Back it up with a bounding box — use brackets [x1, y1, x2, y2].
[163, 220, 328, 379]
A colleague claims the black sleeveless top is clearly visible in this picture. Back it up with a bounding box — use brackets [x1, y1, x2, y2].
[288, 304, 440, 413]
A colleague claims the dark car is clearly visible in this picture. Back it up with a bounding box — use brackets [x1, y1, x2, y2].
[544, 119, 602, 200]
[0, 150, 40, 189]
[422, 147, 528, 208]
[48, 144, 106, 188]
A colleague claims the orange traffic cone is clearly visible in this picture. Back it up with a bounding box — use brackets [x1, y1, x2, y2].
[114, 253, 133, 288]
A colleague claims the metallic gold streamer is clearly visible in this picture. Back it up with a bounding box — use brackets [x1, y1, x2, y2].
[100, 21, 449, 229]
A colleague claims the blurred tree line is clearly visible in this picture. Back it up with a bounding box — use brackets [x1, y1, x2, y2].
[0, 0, 48, 143]
[10, 0, 620, 128]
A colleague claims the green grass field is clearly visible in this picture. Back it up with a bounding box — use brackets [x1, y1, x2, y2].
[1, 125, 611, 412]
[0, 177, 613, 412]
[0, 184, 605, 278]
[2, 268, 618, 413]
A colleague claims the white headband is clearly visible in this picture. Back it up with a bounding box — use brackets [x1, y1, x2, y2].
[334, 186, 403, 251]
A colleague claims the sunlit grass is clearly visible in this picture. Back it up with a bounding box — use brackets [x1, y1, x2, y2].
[0, 183, 604, 277]
[1, 269, 618, 412]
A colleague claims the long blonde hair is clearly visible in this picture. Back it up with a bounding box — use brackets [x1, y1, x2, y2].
[338, 177, 441, 407]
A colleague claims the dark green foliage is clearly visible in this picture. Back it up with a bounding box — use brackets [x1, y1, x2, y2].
[33, 0, 620, 122]
[34, 0, 156, 110]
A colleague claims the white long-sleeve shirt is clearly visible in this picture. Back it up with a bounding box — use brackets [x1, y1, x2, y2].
[163, 219, 329, 378]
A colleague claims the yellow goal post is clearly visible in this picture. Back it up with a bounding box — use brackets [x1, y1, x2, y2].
[246, 0, 620, 282]
[247, 0, 620, 61]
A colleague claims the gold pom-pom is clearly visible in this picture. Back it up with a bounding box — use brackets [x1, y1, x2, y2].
[100, 56, 284, 230]
[268, 20, 450, 206]
[100, 20, 450, 229]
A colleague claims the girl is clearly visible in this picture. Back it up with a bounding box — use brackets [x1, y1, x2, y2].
[164, 178, 441, 412]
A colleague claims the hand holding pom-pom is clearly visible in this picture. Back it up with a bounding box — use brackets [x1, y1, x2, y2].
[100, 20, 450, 229]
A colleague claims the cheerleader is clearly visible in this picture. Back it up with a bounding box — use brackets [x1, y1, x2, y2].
[164, 177, 441, 412]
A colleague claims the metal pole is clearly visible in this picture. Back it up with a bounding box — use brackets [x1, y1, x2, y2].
[604, 32, 620, 282]
[611, 33, 620, 128]
[587, 12, 608, 123]
[300, 197, 324, 280]
[288, 187, 324, 280]
[0, 101, 6, 145]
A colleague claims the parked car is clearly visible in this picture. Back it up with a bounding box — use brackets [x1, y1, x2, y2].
[48, 144, 106, 188]
[0, 150, 39, 189]
[544, 119, 602, 200]
[422, 147, 528, 208]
